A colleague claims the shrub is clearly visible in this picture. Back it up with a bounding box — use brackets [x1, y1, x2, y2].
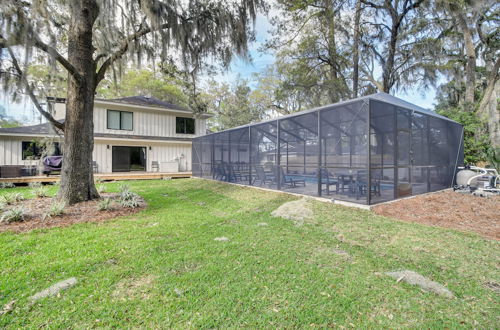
[1, 193, 24, 205]
[97, 198, 112, 211]
[28, 182, 42, 188]
[0, 207, 24, 224]
[42, 201, 65, 220]
[119, 183, 130, 193]
[97, 184, 106, 194]
[120, 193, 141, 208]
[0, 183, 15, 189]
[32, 186, 49, 198]
[119, 184, 136, 201]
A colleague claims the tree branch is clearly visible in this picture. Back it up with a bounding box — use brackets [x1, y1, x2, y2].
[31, 35, 83, 84]
[6, 46, 65, 132]
[95, 22, 170, 84]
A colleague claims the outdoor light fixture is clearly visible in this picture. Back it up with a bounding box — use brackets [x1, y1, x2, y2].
[107, 145, 110, 149]
[149, 146, 152, 150]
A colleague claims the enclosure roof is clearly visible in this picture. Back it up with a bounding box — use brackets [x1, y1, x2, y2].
[201, 92, 459, 136]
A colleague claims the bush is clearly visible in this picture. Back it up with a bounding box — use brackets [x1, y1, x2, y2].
[28, 182, 42, 188]
[49, 201, 65, 216]
[1, 193, 24, 205]
[97, 184, 106, 194]
[120, 193, 141, 208]
[97, 198, 112, 211]
[0, 207, 24, 224]
[437, 107, 490, 165]
[32, 186, 49, 198]
[0, 183, 15, 189]
[119, 184, 135, 201]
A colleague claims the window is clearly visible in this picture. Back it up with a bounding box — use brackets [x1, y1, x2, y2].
[107, 110, 133, 130]
[22, 141, 61, 160]
[176, 117, 195, 134]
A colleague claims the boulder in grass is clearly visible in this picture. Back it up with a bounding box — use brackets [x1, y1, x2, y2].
[29, 277, 78, 302]
[271, 197, 314, 226]
[385, 270, 454, 298]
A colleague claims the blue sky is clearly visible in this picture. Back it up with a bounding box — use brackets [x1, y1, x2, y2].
[1, 13, 438, 124]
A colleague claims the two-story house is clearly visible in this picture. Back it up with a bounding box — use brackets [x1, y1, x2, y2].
[0, 96, 209, 177]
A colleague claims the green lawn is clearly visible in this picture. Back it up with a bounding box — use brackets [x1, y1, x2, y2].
[0, 179, 498, 328]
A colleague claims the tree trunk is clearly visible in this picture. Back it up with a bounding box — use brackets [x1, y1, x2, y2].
[478, 58, 500, 149]
[450, 5, 476, 105]
[58, 0, 100, 204]
[352, 0, 362, 98]
[383, 22, 398, 93]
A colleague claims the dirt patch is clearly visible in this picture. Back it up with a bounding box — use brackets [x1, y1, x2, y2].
[112, 275, 157, 301]
[0, 193, 146, 233]
[271, 197, 314, 225]
[373, 190, 500, 240]
[385, 270, 454, 298]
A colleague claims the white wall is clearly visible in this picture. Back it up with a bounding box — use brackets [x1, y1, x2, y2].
[0, 136, 62, 167]
[51, 101, 208, 137]
[93, 106, 206, 138]
[93, 139, 192, 173]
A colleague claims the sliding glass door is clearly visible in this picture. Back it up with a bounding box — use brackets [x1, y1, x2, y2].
[112, 146, 146, 172]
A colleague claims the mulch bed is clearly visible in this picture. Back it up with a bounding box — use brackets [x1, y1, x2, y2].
[0, 193, 146, 233]
[372, 190, 500, 240]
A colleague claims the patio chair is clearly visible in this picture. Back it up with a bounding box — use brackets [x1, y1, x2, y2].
[353, 170, 381, 200]
[151, 161, 159, 172]
[275, 165, 305, 188]
[253, 165, 274, 186]
[214, 163, 227, 181]
[320, 168, 339, 195]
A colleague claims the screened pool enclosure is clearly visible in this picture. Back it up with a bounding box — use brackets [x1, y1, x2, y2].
[192, 93, 464, 205]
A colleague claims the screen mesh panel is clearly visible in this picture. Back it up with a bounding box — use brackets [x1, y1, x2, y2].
[192, 94, 463, 205]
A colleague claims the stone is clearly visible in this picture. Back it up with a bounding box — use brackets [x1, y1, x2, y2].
[385, 270, 454, 298]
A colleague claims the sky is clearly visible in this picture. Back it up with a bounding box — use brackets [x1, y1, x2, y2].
[1, 12, 438, 125]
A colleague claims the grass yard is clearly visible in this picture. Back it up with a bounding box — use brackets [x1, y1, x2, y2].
[0, 179, 498, 328]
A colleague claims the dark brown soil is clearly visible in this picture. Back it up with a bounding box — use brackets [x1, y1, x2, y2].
[0, 193, 145, 233]
[373, 190, 500, 240]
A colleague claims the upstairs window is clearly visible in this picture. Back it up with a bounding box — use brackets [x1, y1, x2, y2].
[107, 110, 133, 130]
[176, 117, 195, 134]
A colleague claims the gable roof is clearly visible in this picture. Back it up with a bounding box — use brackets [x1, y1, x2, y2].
[99, 96, 188, 111]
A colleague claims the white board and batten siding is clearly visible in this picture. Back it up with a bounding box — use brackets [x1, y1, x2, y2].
[93, 105, 206, 138]
[0, 100, 207, 173]
[93, 140, 192, 173]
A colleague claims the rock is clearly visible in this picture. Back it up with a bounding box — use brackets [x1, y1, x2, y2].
[484, 281, 500, 293]
[271, 198, 314, 225]
[214, 237, 229, 242]
[385, 270, 454, 298]
[0, 300, 15, 315]
[332, 249, 350, 258]
[29, 278, 78, 302]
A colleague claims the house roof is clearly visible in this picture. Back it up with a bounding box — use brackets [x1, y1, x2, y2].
[100, 95, 188, 111]
[0, 121, 61, 135]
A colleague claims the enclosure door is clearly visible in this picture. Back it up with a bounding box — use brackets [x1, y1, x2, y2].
[112, 146, 147, 172]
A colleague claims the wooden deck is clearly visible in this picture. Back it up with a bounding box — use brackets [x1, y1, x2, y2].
[0, 172, 192, 184]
